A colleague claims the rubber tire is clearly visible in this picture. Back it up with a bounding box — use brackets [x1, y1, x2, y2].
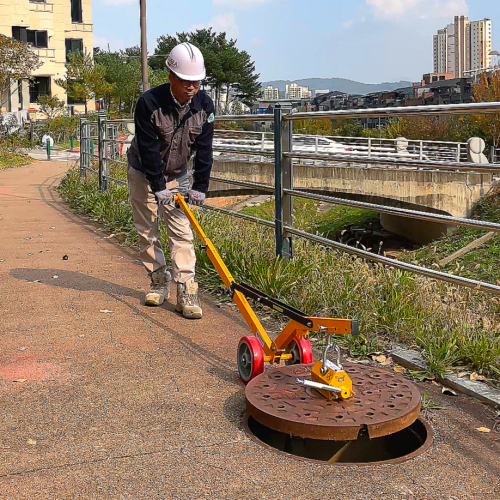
[285, 337, 313, 365]
[237, 336, 264, 384]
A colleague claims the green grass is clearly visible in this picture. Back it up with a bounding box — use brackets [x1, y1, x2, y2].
[0, 151, 34, 170]
[57, 165, 500, 382]
[241, 197, 379, 238]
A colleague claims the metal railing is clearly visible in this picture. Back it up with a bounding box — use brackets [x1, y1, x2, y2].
[80, 101, 500, 297]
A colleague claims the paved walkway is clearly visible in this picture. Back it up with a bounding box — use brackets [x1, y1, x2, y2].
[0, 161, 499, 500]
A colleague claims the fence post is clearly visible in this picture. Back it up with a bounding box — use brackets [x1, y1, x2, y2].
[457, 143, 461, 163]
[97, 112, 108, 191]
[281, 117, 294, 260]
[274, 105, 285, 258]
[79, 119, 85, 177]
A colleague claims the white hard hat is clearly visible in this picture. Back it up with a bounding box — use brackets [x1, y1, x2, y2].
[166, 42, 206, 81]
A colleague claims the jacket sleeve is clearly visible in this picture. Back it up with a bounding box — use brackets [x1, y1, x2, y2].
[192, 100, 215, 194]
[134, 96, 166, 193]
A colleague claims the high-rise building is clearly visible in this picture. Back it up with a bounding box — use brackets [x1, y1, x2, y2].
[433, 29, 448, 73]
[262, 85, 279, 100]
[433, 16, 493, 78]
[0, 0, 94, 117]
[285, 83, 312, 99]
[469, 19, 493, 72]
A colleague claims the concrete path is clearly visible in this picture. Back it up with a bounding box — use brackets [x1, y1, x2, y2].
[0, 161, 499, 500]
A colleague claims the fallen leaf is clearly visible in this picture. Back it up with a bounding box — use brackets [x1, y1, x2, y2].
[0, 259, 5, 262]
[432, 381, 440, 386]
[27, 439, 36, 445]
[381, 357, 393, 366]
[470, 373, 488, 382]
[78, 334, 85, 338]
[103, 234, 116, 239]
[16, 347, 29, 351]
[99, 309, 113, 314]
[27, 279, 41, 283]
[394, 366, 406, 373]
[442, 387, 457, 396]
[476, 427, 491, 433]
[357, 359, 371, 364]
[38, 234, 42, 236]
[27, 253, 34, 256]
[13, 379, 27, 383]
[52, 275, 59, 279]
[457, 372, 469, 378]
[372, 355, 386, 363]
[23, 237, 31, 240]
[49, 227, 55, 230]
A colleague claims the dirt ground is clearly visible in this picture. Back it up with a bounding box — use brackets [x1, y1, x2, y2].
[0, 161, 499, 500]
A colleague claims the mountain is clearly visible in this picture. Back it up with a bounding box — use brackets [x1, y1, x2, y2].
[261, 78, 413, 95]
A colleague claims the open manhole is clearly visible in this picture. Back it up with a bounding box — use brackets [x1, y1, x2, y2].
[245, 415, 432, 465]
[244, 363, 433, 465]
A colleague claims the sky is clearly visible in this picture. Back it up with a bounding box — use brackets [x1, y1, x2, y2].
[92, 0, 500, 84]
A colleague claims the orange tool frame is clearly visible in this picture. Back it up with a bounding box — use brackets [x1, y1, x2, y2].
[175, 194, 359, 384]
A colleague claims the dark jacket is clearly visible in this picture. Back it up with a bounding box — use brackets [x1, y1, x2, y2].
[127, 84, 215, 193]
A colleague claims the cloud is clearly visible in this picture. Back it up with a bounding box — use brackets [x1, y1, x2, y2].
[343, 20, 354, 29]
[213, 0, 273, 7]
[366, 0, 468, 19]
[191, 13, 239, 39]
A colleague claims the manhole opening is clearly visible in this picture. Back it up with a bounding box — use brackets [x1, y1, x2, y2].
[245, 415, 432, 466]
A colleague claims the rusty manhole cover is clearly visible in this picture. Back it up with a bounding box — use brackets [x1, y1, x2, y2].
[245, 363, 421, 441]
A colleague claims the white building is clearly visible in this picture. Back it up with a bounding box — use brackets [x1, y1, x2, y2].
[315, 89, 330, 96]
[262, 85, 279, 100]
[433, 28, 448, 73]
[285, 83, 312, 99]
[469, 19, 493, 72]
[432, 16, 493, 78]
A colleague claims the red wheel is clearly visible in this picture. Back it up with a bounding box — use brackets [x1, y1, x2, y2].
[237, 336, 264, 384]
[285, 337, 313, 365]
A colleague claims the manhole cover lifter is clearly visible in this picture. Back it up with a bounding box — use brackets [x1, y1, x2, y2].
[175, 194, 359, 383]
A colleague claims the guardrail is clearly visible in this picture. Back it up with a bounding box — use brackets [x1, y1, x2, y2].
[80, 101, 500, 297]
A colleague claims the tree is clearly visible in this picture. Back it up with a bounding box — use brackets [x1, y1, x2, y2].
[0, 34, 42, 111]
[37, 94, 66, 120]
[94, 46, 142, 116]
[152, 28, 261, 114]
[55, 52, 115, 114]
[473, 70, 500, 149]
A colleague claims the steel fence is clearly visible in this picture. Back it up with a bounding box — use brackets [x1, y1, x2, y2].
[80, 101, 500, 296]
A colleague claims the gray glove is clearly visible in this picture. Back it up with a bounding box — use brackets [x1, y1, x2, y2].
[187, 190, 205, 206]
[155, 188, 173, 206]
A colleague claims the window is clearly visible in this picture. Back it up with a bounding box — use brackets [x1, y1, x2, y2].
[30, 76, 50, 103]
[12, 26, 27, 42]
[65, 38, 83, 60]
[71, 0, 83, 23]
[26, 30, 48, 48]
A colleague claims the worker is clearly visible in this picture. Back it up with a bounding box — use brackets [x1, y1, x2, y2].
[127, 42, 215, 319]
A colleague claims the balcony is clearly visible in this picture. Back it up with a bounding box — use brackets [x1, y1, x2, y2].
[32, 47, 56, 58]
[66, 23, 93, 33]
[29, 1, 54, 12]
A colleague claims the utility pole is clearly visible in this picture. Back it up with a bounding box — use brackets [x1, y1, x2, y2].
[140, 0, 150, 94]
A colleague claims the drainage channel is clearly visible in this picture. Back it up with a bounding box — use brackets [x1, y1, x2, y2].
[244, 363, 433, 466]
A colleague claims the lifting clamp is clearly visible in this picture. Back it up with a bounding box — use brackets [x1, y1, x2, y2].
[174, 194, 359, 388]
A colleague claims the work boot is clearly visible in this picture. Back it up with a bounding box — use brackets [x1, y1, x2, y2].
[145, 269, 171, 306]
[176, 280, 203, 319]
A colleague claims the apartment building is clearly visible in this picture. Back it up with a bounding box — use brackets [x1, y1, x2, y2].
[262, 85, 279, 100]
[285, 82, 312, 99]
[432, 16, 493, 78]
[470, 19, 493, 72]
[0, 0, 94, 118]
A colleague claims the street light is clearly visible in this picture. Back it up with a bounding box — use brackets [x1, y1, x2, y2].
[140, 0, 150, 94]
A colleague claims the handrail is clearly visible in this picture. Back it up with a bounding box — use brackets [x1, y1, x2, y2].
[284, 102, 500, 121]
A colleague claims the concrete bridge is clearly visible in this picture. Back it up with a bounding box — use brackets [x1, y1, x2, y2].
[208, 159, 495, 244]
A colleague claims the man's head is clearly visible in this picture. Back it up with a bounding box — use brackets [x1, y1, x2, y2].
[166, 42, 206, 105]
